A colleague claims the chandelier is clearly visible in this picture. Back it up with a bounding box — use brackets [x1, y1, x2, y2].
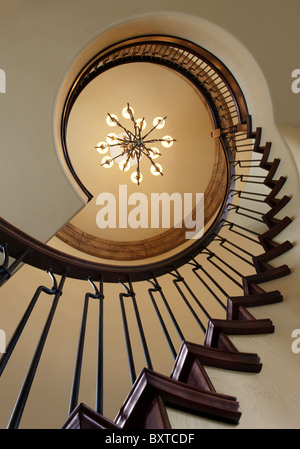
[95, 103, 175, 185]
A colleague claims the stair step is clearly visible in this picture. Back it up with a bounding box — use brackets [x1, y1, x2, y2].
[205, 318, 275, 350]
[171, 341, 262, 375]
[114, 368, 241, 428]
[62, 403, 120, 429]
[227, 290, 283, 320]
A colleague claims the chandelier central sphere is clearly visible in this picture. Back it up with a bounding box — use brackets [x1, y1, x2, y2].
[95, 103, 176, 185]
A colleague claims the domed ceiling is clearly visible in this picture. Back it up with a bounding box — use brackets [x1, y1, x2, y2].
[56, 61, 228, 262]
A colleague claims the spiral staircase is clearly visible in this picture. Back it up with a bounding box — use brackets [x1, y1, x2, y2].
[0, 36, 293, 429]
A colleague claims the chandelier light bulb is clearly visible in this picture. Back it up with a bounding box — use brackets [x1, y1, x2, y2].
[106, 114, 118, 126]
[161, 136, 174, 148]
[106, 133, 118, 144]
[131, 171, 143, 184]
[122, 106, 134, 119]
[101, 156, 113, 168]
[150, 164, 163, 176]
[149, 147, 159, 159]
[96, 141, 109, 154]
[119, 160, 130, 172]
[153, 117, 165, 129]
[136, 118, 146, 130]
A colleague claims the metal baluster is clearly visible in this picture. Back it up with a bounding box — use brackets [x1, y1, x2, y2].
[228, 205, 265, 223]
[0, 270, 60, 376]
[0, 244, 28, 287]
[7, 270, 68, 429]
[227, 227, 261, 244]
[119, 283, 136, 385]
[204, 251, 243, 289]
[238, 175, 266, 185]
[188, 259, 227, 312]
[195, 262, 229, 299]
[96, 275, 104, 415]
[170, 271, 206, 334]
[128, 278, 153, 371]
[231, 189, 267, 202]
[151, 276, 185, 342]
[230, 204, 266, 216]
[147, 279, 177, 359]
[68, 293, 89, 415]
[69, 278, 101, 415]
[223, 220, 261, 238]
[174, 269, 211, 320]
[214, 235, 255, 260]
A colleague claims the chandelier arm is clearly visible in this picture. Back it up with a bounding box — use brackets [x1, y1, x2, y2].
[142, 116, 167, 140]
[126, 103, 137, 130]
[142, 146, 162, 157]
[107, 137, 133, 148]
[142, 146, 163, 176]
[140, 146, 161, 159]
[118, 124, 135, 140]
[143, 138, 177, 145]
[136, 150, 142, 185]
[106, 142, 139, 167]
[100, 151, 127, 166]
[122, 153, 131, 172]
[136, 120, 144, 140]
[107, 114, 135, 140]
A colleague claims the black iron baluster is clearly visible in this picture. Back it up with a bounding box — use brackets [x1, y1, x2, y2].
[68, 293, 89, 415]
[119, 283, 136, 385]
[7, 269, 68, 429]
[0, 269, 60, 376]
[238, 174, 267, 185]
[170, 271, 206, 334]
[69, 278, 102, 415]
[151, 275, 185, 342]
[227, 204, 265, 223]
[147, 279, 177, 359]
[0, 244, 28, 287]
[222, 220, 263, 245]
[233, 159, 262, 168]
[195, 261, 229, 299]
[204, 251, 243, 289]
[231, 189, 267, 203]
[188, 259, 227, 312]
[174, 268, 211, 320]
[214, 235, 255, 261]
[96, 275, 104, 415]
[127, 278, 153, 371]
[230, 204, 265, 216]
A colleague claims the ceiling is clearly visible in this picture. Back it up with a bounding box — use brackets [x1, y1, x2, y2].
[58, 61, 226, 261]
